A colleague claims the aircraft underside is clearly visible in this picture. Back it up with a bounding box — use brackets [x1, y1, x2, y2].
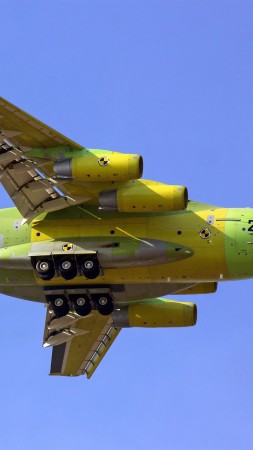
[0, 280, 197, 305]
[0, 96, 251, 377]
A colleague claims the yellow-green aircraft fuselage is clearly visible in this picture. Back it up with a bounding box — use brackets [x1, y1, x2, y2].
[0, 203, 252, 302]
[0, 96, 251, 378]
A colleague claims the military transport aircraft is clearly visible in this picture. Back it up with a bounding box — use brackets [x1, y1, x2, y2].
[0, 97, 251, 378]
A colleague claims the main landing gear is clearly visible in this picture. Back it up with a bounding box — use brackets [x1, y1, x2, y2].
[36, 259, 55, 281]
[48, 292, 114, 318]
[34, 254, 100, 281]
[91, 294, 114, 316]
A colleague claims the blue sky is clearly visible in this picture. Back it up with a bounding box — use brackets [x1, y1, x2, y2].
[1, 1, 253, 449]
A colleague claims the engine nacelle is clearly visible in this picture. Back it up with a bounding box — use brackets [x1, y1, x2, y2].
[112, 299, 197, 328]
[99, 180, 188, 212]
[54, 151, 143, 182]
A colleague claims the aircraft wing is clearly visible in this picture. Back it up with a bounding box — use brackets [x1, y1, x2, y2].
[43, 307, 120, 378]
[0, 97, 85, 222]
[0, 97, 82, 149]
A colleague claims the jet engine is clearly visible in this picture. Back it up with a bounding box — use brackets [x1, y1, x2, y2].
[54, 151, 143, 181]
[112, 299, 197, 328]
[99, 180, 188, 212]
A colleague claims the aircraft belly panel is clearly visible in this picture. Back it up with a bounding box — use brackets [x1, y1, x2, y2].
[0, 282, 196, 304]
[225, 209, 253, 279]
[0, 283, 45, 302]
[148, 207, 228, 281]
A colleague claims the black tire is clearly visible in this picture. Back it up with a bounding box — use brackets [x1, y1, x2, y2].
[36, 259, 55, 281]
[49, 296, 69, 318]
[91, 294, 114, 316]
[37, 273, 54, 281]
[58, 257, 77, 280]
[81, 256, 100, 279]
[71, 294, 92, 316]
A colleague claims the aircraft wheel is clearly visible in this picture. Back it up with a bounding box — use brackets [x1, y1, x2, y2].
[58, 258, 77, 280]
[92, 294, 114, 316]
[36, 259, 55, 280]
[71, 294, 92, 316]
[81, 256, 100, 279]
[49, 296, 69, 318]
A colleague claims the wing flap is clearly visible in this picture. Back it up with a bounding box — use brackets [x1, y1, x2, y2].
[44, 307, 121, 378]
[0, 134, 79, 221]
[0, 98, 90, 220]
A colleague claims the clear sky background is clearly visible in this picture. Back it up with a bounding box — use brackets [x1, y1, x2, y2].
[1, 1, 253, 449]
